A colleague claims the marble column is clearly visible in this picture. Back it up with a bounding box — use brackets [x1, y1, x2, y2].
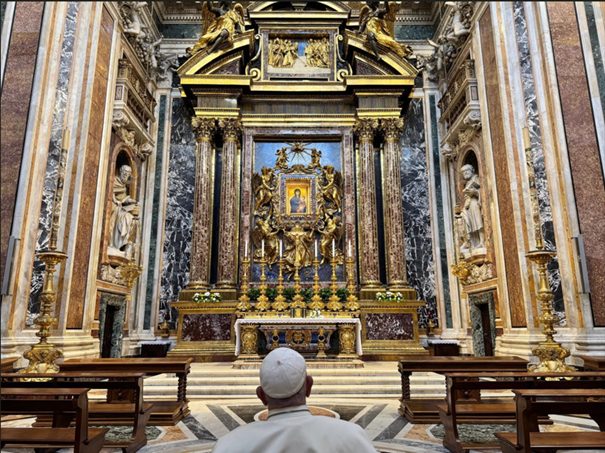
[380, 118, 409, 291]
[354, 119, 381, 289]
[216, 118, 241, 293]
[188, 118, 216, 290]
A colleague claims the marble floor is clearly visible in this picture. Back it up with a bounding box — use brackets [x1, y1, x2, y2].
[2, 396, 603, 453]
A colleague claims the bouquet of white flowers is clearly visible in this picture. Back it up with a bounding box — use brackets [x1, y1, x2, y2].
[192, 291, 222, 303]
[376, 291, 403, 302]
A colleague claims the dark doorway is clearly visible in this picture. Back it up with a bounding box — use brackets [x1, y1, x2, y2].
[478, 302, 494, 356]
[101, 304, 119, 358]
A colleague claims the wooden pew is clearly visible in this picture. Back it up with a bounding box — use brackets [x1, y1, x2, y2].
[496, 388, 605, 453]
[437, 371, 605, 453]
[397, 355, 529, 422]
[1, 387, 107, 453]
[1, 371, 152, 453]
[578, 354, 605, 371]
[59, 357, 192, 425]
[0, 356, 18, 372]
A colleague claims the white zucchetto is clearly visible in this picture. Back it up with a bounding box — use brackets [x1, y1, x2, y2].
[259, 347, 307, 399]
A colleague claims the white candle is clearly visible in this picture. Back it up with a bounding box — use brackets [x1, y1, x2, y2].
[315, 239, 318, 259]
[348, 240, 352, 258]
[279, 239, 283, 258]
[332, 239, 335, 256]
[261, 239, 265, 258]
[244, 240, 248, 258]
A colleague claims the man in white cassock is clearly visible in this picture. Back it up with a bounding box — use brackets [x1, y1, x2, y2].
[212, 348, 377, 453]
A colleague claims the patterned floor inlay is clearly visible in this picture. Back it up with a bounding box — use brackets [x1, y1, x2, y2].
[1, 398, 602, 453]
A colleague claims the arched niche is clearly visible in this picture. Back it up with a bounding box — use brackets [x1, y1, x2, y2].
[102, 144, 140, 265]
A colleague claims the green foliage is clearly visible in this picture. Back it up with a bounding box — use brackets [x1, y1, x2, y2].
[265, 287, 277, 302]
[336, 287, 349, 301]
[247, 287, 260, 301]
[301, 288, 314, 302]
[319, 287, 332, 301]
[283, 287, 296, 301]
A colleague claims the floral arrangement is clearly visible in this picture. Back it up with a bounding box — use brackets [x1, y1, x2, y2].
[376, 291, 403, 302]
[192, 291, 222, 303]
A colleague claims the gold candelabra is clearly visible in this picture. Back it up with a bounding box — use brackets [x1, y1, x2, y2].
[290, 265, 306, 317]
[308, 257, 324, 311]
[522, 127, 574, 373]
[272, 258, 288, 311]
[21, 129, 70, 374]
[237, 255, 252, 312]
[344, 253, 359, 311]
[326, 254, 343, 311]
[256, 256, 270, 311]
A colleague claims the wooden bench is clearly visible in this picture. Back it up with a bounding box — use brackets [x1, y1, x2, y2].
[1, 387, 107, 453]
[1, 371, 152, 453]
[59, 357, 192, 425]
[496, 388, 605, 453]
[578, 354, 605, 371]
[438, 371, 605, 453]
[397, 355, 528, 422]
[0, 356, 18, 372]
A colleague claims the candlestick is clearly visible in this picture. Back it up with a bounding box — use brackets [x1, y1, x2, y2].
[244, 239, 248, 258]
[261, 239, 265, 258]
[290, 265, 306, 316]
[326, 253, 343, 311]
[279, 239, 283, 258]
[237, 254, 251, 312]
[256, 256, 270, 311]
[315, 239, 318, 259]
[62, 128, 70, 150]
[348, 240, 352, 258]
[332, 239, 335, 257]
[272, 257, 288, 312]
[344, 252, 359, 311]
[309, 256, 324, 311]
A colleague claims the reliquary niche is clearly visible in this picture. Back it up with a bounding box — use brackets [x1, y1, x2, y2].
[252, 143, 344, 276]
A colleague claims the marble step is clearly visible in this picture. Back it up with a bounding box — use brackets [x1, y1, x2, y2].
[142, 362, 451, 399]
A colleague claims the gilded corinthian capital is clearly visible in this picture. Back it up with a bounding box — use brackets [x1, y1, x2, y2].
[381, 118, 404, 143]
[354, 118, 379, 142]
[218, 118, 242, 143]
[191, 117, 216, 141]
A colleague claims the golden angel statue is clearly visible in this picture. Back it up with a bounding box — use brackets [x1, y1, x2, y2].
[317, 216, 342, 264]
[359, 1, 413, 60]
[188, 1, 245, 56]
[284, 224, 313, 271]
[252, 167, 275, 213]
[252, 218, 279, 265]
[320, 165, 342, 212]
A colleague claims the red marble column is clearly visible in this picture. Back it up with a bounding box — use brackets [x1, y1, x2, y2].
[547, 2, 605, 326]
[0, 2, 44, 281]
[381, 118, 409, 290]
[188, 118, 216, 290]
[216, 118, 241, 291]
[354, 119, 381, 289]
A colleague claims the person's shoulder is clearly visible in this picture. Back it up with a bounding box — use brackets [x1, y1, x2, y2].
[305, 415, 365, 432]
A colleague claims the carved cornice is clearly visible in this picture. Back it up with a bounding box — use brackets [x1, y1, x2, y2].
[354, 118, 379, 142]
[380, 118, 405, 143]
[192, 117, 217, 141]
[218, 118, 242, 143]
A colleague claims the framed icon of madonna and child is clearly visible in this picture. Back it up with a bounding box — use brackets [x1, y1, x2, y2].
[285, 179, 311, 216]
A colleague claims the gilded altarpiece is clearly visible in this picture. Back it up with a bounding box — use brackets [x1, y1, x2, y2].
[167, 2, 426, 361]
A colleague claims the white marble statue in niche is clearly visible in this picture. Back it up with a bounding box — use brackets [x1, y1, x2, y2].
[108, 164, 139, 260]
[459, 163, 485, 256]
